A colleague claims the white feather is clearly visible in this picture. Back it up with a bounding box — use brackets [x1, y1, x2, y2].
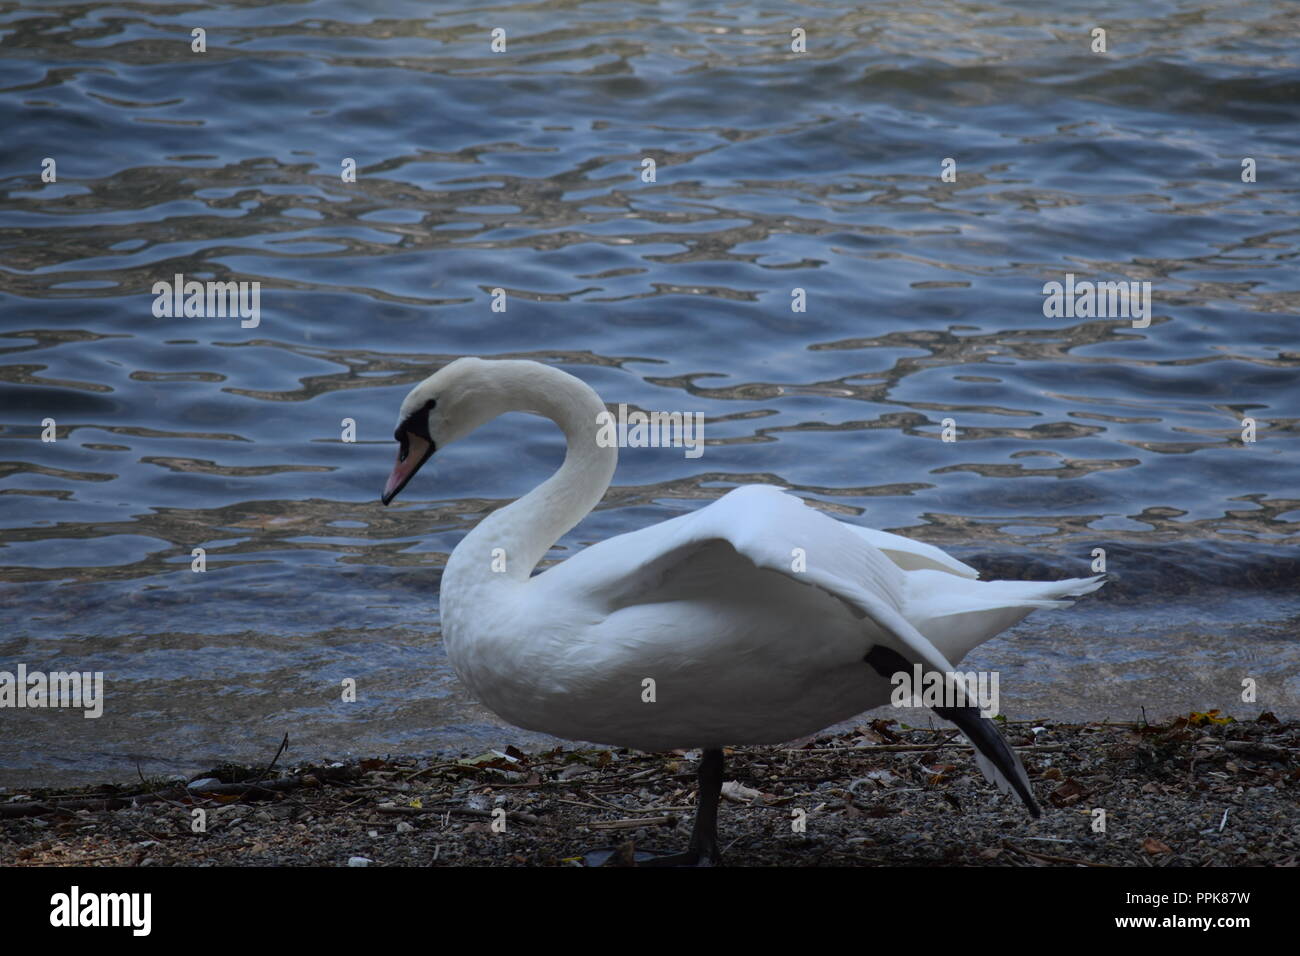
[390, 359, 1103, 807]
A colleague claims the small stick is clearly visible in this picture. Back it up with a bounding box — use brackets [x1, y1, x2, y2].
[14, 852, 128, 867]
[586, 816, 675, 831]
[374, 804, 540, 825]
[1001, 839, 1113, 868]
[252, 733, 290, 785]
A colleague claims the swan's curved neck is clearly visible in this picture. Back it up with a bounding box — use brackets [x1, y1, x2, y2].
[444, 365, 616, 590]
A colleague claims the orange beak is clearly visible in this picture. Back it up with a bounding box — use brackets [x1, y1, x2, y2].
[382, 433, 433, 505]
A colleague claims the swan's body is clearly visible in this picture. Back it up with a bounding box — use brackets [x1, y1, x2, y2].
[382, 358, 1103, 862]
[443, 483, 1097, 752]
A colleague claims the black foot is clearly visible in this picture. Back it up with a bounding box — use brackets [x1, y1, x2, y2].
[581, 748, 728, 867]
[636, 845, 722, 867]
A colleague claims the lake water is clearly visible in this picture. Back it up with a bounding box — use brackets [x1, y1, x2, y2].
[1, 0, 1298, 787]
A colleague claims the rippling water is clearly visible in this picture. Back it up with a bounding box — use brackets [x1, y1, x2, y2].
[2, 1, 1298, 786]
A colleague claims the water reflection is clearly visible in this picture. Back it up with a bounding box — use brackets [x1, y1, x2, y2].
[1, 0, 1298, 783]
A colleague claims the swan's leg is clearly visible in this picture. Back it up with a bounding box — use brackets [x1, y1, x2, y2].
[637, 747, 724, 866]
[689, 747, 724, 861]
[582, 749, 725, 866]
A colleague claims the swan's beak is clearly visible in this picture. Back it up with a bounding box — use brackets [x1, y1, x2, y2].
[382, 433, 434, 505]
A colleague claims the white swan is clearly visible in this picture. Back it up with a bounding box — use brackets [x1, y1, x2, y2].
[382, 357, 1104, 864]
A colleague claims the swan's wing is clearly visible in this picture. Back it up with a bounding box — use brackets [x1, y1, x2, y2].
[548, 484, 1037, 814]
[845, 525, 980, 579]
[562, 485, 912, 625]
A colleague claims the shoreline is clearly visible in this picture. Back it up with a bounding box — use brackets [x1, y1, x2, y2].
[3, 713, 1295, 867]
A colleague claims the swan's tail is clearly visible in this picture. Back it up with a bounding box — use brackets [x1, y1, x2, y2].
[934, 703, 1039, 818]
[904, 572, 1107, 664]
[978, 573, 1107, 609]
[865, 645, 1040, 817]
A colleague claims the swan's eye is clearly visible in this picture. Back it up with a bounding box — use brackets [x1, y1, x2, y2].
[393, 397, 437, 463]
[395, 398, 437, 445]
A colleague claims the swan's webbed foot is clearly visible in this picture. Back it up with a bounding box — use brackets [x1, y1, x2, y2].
[634, 836, 722, 867]
[582, 748, 726, 867]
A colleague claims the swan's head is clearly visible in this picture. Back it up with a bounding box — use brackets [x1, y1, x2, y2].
[381, 357, 525, 505]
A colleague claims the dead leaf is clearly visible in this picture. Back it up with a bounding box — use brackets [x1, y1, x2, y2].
[926, 763, 956, 784]
[456, 751, 516, 772]
[870, 719, 901, 743]
[1048, 778, 1089, 807]
[1142, 837, 1172, 855]
[721, 781, 771, 804]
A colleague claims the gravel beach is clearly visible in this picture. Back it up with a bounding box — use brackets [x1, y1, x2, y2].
[3, 712, 1295, 867]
